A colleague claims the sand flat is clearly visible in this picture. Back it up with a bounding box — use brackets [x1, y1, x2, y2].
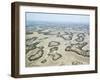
[25, 26, 90, 67]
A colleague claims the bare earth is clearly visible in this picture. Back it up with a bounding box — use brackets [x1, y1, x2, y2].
[25, 26, 90, 67]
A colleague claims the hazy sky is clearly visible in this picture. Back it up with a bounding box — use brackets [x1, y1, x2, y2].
[26, 12, 90, 24]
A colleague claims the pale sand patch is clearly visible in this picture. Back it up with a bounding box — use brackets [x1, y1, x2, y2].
[25, 28, 90, 67]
